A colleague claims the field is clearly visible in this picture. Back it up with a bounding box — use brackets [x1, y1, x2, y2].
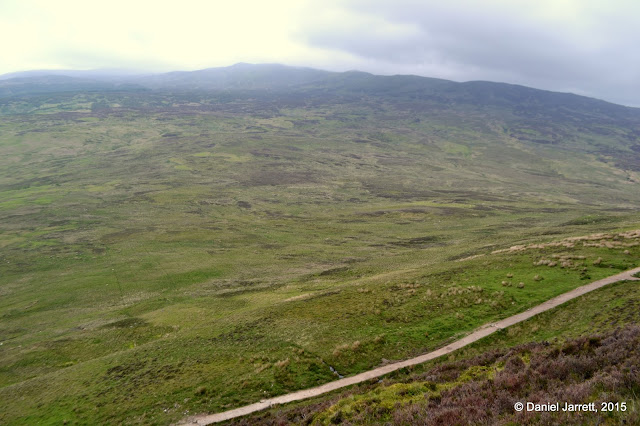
[1, 75, 639, 424]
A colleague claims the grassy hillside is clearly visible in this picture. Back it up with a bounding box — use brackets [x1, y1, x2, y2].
[0, 66, 639, 424]
[235, 279, 640, 425]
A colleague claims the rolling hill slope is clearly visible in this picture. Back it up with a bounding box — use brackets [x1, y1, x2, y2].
[0, 64, 638, 424]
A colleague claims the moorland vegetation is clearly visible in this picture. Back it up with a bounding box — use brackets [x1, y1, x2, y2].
[0, 64, 639, 424]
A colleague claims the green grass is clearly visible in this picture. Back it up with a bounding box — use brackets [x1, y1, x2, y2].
[0, 90, 639, 424]
[237, 279, 640, 425]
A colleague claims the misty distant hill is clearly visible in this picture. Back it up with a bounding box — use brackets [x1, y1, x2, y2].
[1, 63, 637, 119]
[0, 68, 149, 81]
[130, 63, 332, 90]
[0, 74, 146, 97]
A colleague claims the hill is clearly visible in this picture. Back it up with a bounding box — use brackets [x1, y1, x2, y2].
[0, 64, 638, 424]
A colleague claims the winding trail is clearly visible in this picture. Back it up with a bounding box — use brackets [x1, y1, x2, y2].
[180, 267, 640, 425]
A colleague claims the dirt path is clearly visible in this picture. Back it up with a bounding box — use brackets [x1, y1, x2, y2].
[180, 267, 640, 425]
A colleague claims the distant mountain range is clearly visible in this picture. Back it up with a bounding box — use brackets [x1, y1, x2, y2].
[1, 63, 639, 171]
[0, 63, 636, 117]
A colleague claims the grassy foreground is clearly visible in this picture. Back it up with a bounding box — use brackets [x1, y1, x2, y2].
[232, 278, 640, 425]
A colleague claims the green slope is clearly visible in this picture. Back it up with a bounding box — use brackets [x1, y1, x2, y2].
[236, 279, 640, 425]
[0, 66, 639, 424]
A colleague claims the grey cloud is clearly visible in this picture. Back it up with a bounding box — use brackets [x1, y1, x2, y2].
[300, 0, 640, 106]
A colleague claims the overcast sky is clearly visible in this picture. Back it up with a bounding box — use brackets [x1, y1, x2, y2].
[1, 0, 638, 106]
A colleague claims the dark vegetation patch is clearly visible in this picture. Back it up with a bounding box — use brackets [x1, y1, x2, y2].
[431, 190, 507, 201]
[519, 167, 563, 178]
[318, 267, 350, 277]
[390, 236, 443, 248]
[615, 153, 640, 171]
[358, 208, 431, 217]
[561, 215, 619, 226]
[101, 228, 151, 243]
[244, 169, 319, 186]
[375, 156, 415, 166]
[537, 229, 565, 235]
